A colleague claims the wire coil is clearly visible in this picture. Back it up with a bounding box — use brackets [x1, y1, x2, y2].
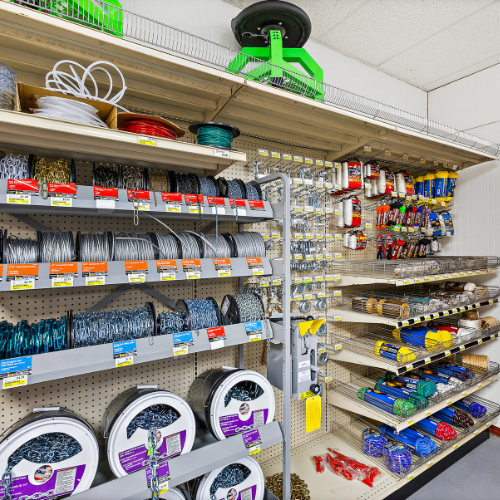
[157, 311, 185, 335]
[39, 231, 74, 263]
[77, 231, 113, 262]
[4, 234, 38, 263]
[113, 233, 156, 261]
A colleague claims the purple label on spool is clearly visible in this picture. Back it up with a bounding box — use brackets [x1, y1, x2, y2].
[0, 464, 86, 499]
[119, 429, 186, 474]
[219, 409, 269, 437]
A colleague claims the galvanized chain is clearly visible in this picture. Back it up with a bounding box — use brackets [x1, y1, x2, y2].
[148, 428, 160, 500]
[2, 468, 12, 500]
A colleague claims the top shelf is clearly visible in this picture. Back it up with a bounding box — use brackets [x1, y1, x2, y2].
[0, 110, 245, 174]
[0, 2, 497, 167]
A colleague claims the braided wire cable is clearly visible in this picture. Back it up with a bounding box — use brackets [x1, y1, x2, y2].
[182, 231, 230, 259]
[79, 231, 112, 261]
[72, 306, 154, 348]
[39, 231, 74, 263]
[126, 404, 180, 438]
[7, 433, 82, 470]
[4, 235, 38, 263]
[113, 233, 155, 261]
[158, 311, 185, 335]
[155, 233, 181, 260]
[177, 234, 201, 259]
[182, 299, 219, 330]
[209, 463, 251, 500]
[231, 232, 266, 258]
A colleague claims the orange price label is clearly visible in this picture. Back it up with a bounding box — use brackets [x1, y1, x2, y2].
[213, 258, 231, 268]
[124, 260, 148, 272]
[82, 262, 108, 274]
[181, 259, 201, 270]
[49, 262, 77, 275]
[246, 258, 263, 267]
[7, 264, 39, 276]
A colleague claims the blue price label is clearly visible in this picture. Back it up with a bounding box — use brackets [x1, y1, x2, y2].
[244, 321, 262, 333]
[0, 356, 32, 375]
[112, 340, 137, 356]
[172, 331, 194, 346]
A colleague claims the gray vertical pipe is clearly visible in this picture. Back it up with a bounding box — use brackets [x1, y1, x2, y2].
[256, 173, 291, 500]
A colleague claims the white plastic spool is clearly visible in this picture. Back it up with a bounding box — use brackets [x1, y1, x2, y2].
[104, 388, 196, 478]
[336, 202, 344, 228]
[365, 162, 372, 178]
[378, 169, 387, 194]
[372, 179, 379, 197]
[343, 232, 350, 248]
[0, 409, 99, 498]
[348, 234, 357, 250]
[396, 173, 406, 195]
[187, 368, 275, 441]
[194, 457, 264, 500]
[344, 198, 353, 227]
[342, 162, 349, 190]
[167, 486, 187, 500]
[335, 165, 343, 189]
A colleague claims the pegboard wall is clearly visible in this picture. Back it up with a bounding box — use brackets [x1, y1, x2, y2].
[0, 130, 441, 480]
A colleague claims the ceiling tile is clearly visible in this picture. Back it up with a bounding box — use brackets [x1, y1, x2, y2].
[378, 1, 500, 89]
[320, 0, 494, 67]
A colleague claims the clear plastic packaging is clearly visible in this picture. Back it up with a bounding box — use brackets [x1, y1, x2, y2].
[0, 62, 16, 111]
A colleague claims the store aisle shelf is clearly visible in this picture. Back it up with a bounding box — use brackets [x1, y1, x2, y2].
[22, 320, 272, 385]
[330, 325, 500, 375]
[327, 297, 499, 328]
[0, 111, 245, 173]
[328, 268, 498, 288]
[327, 363, 499, 433]
[0, 180, 273, 221]
[0, 258, 272, 292]
[0, 2, 497, 165]
[72, 420, 283, 500]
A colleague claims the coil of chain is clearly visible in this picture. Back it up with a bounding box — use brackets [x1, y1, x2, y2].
[157, 311, 185, 335]
[230, 232, 266, 258]
[233, 294, 265, 323]
[176, 173, 197, 194]
[226, 180, 243, 199]
[0, 317, 67, 361]
[94, 164, 119, 187]
[182, 299, 219, 330]
[149, 173, 169, 207]
[113, 233, 155, 261]
[72, 305, 154, 348]
[148, 428, 160, 500]
[33, 158, 71, 199]
[198, 176, 218, 197]
[209, 464, 251, 500]
[39, 231, 74, 263]
[0, 154, 29, 179]
[245, 183, 261, 201]
[265, 472, 310, 500]
[78, 232, 112, 261]
[224, 380, 264, 407]
[127, 404, 180, 438]
[2, 432, 83, 499]
[121, 166, 145, 190]
[4, 235, 37, 263]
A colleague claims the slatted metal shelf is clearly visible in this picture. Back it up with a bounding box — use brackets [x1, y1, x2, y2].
[327, 361, 500, 432]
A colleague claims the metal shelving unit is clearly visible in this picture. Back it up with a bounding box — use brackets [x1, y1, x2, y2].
[327, 362, 499, 432]
[329, 323, 500, 375]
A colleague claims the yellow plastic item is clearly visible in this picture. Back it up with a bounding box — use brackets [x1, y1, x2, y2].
[306, 395, 322, 433]
[446, 172, 459, 201]
[298, 318, 326, 336]
[392, 328, 453, 350]
[435, 171, 449, 203]
[374, 341, 416, 363]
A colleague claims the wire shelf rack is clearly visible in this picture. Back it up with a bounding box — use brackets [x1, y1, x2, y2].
[331, 285, 500, 321]
[10, 0, 500, 157]
[328, 361, 500, 428]
[330, 395, 500, 481]
[328, 321, 499, 373]
[330, 257, 499, 281]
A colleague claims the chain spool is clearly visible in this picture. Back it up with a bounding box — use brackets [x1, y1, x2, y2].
[92, 162, 119, 188]
[175, 298, 220, 331]
[0, 153, 32, 180]
[187, 368, 275, 440]
[0, 409, 98, 499]
[220, 293, 265, 325]
[104, 387, 196, 478]
[193, 457, 264, 500]
[121, 165, 148, 191]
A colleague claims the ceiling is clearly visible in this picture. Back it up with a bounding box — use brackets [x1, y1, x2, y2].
[223, 0, 500, 91]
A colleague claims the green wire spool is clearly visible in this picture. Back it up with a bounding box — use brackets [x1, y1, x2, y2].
[188, 122, 240, 150]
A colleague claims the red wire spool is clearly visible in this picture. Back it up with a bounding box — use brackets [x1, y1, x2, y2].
[119, 119, 178, 140]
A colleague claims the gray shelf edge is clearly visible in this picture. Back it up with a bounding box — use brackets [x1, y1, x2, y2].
[27, 320, 274, 385]
[72, 420, 284, 500]
[0, 181, 274, 222]
[0, 258, 273, 291]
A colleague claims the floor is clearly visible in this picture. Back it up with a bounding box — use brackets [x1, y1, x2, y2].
[407, 436, 500, 500]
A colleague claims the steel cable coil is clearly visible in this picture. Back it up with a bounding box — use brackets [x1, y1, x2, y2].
[113, 233, 156, 261]
[77, 231, 113, 262]
[155, 233, 182, 260]
[177, 233, 201, 259]
[39, 230, 75, 263]
[229, 232, 266, 258]
[72, 304, 155, 348]
[4, 234, 38, 263]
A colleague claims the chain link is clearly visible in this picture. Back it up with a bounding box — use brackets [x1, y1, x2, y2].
[148, 428, 160, 500]
[2, 468, 12, 500]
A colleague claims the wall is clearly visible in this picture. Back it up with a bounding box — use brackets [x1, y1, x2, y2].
[429, 68, 500, 404]
[120, 0, 427, 116]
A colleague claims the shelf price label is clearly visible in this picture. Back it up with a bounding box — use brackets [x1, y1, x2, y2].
[172, 331, 194, 356]
[156, 260, 177, 281]
[207, 326, 226, 350]
[113, 340, 136, 368]
[242, 428, 262, 456]
[50, 262, 77, 287]
[247, 258, 264, 276]
[82, 262, 107, 286]
[245, 321, 263, 342]
[214, 258, 232, 277]
[0, 356, 32, 389]
[125, 260, 148, 283]
[162, 192, 183, 212]
[7, 264, 39, 291]
[182, 259, 202, 279]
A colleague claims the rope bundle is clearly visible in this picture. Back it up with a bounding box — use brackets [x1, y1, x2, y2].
[379, 424, 437, 457]
[414, 416, 457, 440]
[357, 388, 416, 417]
[383, 442, 412, 474]
[435, 407, 474, 428]
[362, 428, 387, 457]
[454, 397, 487, 418]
